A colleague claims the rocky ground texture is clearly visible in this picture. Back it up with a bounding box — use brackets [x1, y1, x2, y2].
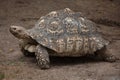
[0, 0, 120, 80]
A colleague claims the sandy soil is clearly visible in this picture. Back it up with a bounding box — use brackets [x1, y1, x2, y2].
[0, 0, 120, 80]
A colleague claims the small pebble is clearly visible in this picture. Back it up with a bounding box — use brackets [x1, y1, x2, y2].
[9, 48, 14, 52]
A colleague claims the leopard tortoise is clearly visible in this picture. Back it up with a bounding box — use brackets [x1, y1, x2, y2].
[10, 8, 118, 69]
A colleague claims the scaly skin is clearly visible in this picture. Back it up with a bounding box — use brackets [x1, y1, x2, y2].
[35, 45, 50, 69]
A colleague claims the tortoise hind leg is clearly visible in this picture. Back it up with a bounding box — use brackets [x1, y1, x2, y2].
[95, 46, 118, 62]
[35, 45, 50, 69]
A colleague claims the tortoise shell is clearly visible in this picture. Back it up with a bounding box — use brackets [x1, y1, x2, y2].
[27, 8, 109, 56]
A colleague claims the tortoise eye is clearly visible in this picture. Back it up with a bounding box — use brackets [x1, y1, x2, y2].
[12, 27, 16, 30]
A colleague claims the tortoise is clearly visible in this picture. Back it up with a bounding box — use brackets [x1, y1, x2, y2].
[9, 8, 118, 69]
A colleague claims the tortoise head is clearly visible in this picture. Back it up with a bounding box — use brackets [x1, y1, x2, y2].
[10, 26, 30, 39]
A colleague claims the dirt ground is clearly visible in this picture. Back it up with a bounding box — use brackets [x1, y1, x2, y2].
[0, 0, 120, 80]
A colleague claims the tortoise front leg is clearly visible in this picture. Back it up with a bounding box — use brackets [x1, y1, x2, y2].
[35, 45, 50, 69]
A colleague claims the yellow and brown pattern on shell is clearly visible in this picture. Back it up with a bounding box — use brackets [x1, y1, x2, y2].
[27, 8, 109, 56]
